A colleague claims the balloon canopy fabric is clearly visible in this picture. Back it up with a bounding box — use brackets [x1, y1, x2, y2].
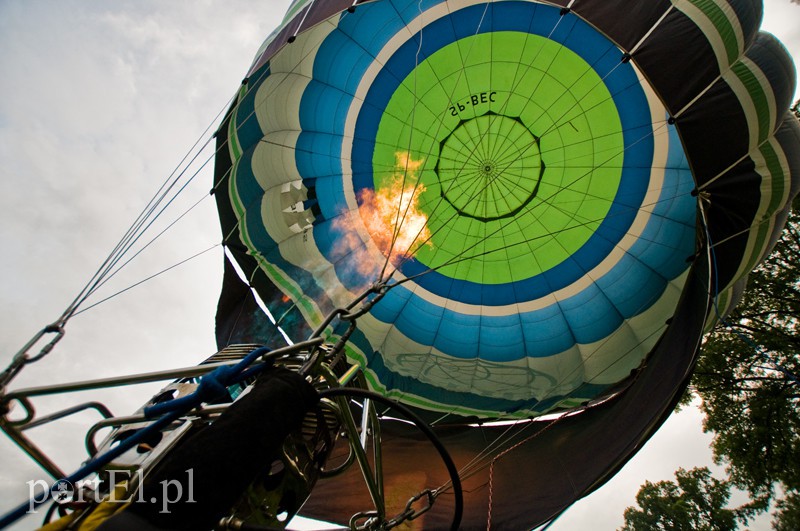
[214, 0, 797, 421]
[212, 0, 799, 528]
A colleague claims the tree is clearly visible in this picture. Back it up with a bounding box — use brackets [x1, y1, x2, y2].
[621, 467, 745, 530]
[692, 199, 800, 507]
[628, 189, 799, 526]
[773, 492, 800, 531]
[625, 98, 800, 531]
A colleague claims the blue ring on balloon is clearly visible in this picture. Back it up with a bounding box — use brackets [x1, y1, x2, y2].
[318, 2, 656, 306]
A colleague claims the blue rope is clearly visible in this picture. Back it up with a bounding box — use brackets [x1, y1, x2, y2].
[143, 346, 271, 418]
[0, 346, 272, 529]
[0, 408, 183, 529]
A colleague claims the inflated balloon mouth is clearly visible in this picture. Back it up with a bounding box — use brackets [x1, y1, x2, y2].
[434, 112, 544, 222]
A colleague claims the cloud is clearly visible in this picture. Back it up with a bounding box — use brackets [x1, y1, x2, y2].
[0, 2, 290, 527]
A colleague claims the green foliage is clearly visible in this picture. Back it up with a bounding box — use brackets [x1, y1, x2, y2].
[620, 467, 744, 530]
[625, 199, 799, 528]
[693, 203, 800, 502]
[773, 492, 800, 531]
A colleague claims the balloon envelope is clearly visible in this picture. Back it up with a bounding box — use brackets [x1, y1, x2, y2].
[213, 0, 799, 527]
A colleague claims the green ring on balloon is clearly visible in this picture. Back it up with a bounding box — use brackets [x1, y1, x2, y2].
[371, 32, 624, 285]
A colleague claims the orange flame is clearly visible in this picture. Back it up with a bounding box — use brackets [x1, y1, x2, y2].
[359, 152, 432, 262]
[328, 152, 432, 287]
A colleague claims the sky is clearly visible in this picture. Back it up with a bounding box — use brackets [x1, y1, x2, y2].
[0, 1, 798, 530]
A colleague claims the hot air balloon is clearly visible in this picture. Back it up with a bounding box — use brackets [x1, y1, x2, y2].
[1, 1, 797, 530]
[212, 0, 799, 528]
